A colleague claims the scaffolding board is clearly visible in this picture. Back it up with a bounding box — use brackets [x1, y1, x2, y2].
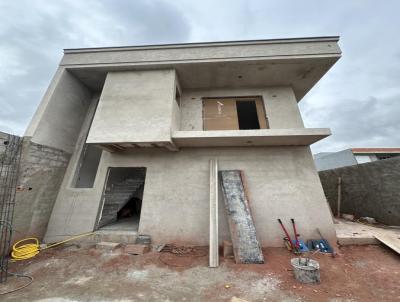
[220, 170, 264, 264]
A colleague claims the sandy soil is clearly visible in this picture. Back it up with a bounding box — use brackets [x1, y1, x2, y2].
[1, 244, 399, 302]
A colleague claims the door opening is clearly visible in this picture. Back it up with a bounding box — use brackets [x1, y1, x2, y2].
[236, 100, 260, 130]
[98, 167, 146, 231]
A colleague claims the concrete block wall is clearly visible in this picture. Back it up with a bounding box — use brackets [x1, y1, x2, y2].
[319, 157, 400, 225]
[12, 138, 70, 242]
[0, 131, 21, 201]
[1, 131, 71, 243]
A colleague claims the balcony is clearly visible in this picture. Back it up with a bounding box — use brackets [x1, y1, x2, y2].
[172, 128, 331, 148]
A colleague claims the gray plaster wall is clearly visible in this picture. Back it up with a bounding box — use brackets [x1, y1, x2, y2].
[180, 87, 304, 131]
[28, 69, 92, 153]
[86, 69, 176, 144]
[45, 146, 335, 247]
[314, 149, 357, 171]
[319, 157, 400, 225]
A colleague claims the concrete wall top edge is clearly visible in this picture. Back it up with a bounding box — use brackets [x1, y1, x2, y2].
[60, 40, 341, 67]
[64, 36, 340, 54]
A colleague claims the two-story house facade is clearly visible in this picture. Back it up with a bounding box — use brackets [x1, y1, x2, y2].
[17, 37, 341, 246]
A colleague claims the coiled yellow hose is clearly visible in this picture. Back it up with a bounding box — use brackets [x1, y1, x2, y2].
[11, 238, 40, 260]
[11, 232, 94, 261]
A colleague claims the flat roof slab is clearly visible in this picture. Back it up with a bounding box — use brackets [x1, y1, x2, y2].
[62, 37, 341, 100]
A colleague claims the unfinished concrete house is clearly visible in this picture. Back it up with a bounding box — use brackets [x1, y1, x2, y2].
[15, 37, 342, 247]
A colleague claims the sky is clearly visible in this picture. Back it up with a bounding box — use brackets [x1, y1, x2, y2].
[0, 0, 399, 153]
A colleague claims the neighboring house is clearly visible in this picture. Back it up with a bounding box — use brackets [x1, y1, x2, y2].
[314, 148, 400, 171]
[15, 37, 341, 247]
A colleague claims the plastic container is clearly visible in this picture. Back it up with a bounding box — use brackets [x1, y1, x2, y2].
[290, 257, 320, 283]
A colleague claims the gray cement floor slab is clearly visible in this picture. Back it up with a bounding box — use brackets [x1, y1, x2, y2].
[334, 218, 400, 246]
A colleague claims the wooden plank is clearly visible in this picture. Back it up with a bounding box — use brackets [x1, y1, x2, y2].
[255, 97, 269, 129]
[375, 234, 400, 255]
[209, 159, 219, 267]
[220, 170, 264, 264]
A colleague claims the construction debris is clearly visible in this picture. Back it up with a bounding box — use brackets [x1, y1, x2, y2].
[135, 234, 151, 245]
[156, 244, 166, 252]
[342, 214, 354, 221]
[158, 244, 208, 267]
[359, 217, 377, 224]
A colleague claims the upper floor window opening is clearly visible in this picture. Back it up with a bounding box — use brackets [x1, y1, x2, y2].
[202, 96, 269, 130]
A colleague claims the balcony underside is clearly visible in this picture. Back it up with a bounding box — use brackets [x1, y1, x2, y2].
[172, 129, 331, 147]
[92, 128, 330, 151]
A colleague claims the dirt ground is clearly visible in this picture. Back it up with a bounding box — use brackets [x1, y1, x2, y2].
[1, 244, 399, 302]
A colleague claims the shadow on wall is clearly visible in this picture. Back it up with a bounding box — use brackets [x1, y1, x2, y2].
[318, 157, 400, 226]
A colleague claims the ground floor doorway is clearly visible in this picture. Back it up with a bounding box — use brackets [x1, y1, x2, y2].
[97, 167, 146, 231]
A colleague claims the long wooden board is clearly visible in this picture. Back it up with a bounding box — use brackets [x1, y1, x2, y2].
[375, 234, 400, 255]
[220, 170, 264, 264]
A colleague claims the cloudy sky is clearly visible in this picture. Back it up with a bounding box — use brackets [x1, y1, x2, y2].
[1, 0, 399, 153]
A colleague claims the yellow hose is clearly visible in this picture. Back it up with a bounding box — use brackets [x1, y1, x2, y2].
[11, 232, 94, 261]
[11, 238, 40, 260]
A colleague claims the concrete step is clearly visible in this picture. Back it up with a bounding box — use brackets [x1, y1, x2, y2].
[105, 188, 141, 195]
[110, 183, 142, 188]
[76, 230, 138, 244]
[105, 192, 135, 198]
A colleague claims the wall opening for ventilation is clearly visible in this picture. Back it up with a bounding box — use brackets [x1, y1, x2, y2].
[236, 100, 261, 130]
[97, 167, 146, 231]
[74, 144, 102, 188]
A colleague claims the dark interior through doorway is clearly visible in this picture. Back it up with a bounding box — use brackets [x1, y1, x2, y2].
[98, 167, 146, 231]
[236, 100, 261, 130]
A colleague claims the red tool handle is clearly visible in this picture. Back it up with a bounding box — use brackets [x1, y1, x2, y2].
[277, 219, 295, 250]
[291, 218, 300, 248]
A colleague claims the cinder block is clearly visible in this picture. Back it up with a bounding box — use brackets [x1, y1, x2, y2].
[124, 244, 150, 255]
[96, 241, 121, 250]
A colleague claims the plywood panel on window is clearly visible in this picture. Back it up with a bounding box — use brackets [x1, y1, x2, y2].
[203, 99, 239, 130]
[203, 96, 268, 130]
